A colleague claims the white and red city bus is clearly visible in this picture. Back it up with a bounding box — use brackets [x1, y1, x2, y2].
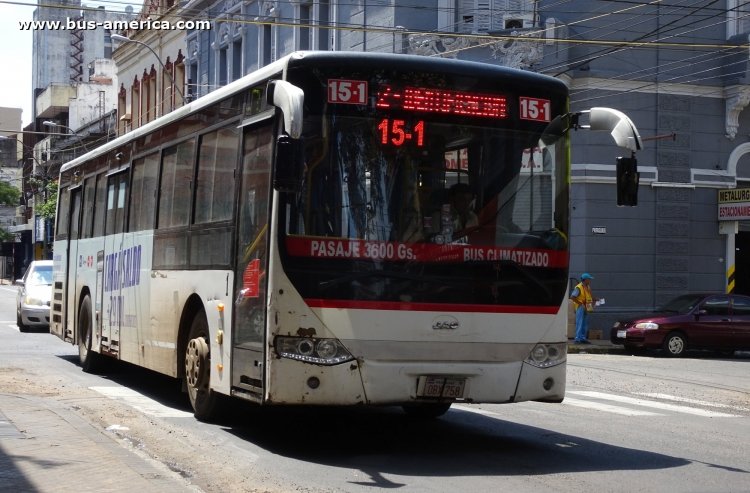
[51, 51, 640, 420]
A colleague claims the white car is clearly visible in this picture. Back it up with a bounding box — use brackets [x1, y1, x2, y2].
[16, 260, 53, 332]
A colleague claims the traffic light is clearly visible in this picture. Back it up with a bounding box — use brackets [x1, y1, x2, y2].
[616, 156, 639, 206]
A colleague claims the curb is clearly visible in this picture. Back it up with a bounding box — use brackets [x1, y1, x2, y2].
[567, 341, 626, 354]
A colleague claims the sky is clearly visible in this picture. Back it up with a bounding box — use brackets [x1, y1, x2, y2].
[0, 2, 34, 128]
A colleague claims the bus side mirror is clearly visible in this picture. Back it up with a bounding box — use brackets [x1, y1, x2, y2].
[274, 134, 305, 192]
[267, 80, 304, 139]
[616, 156, 639, 206]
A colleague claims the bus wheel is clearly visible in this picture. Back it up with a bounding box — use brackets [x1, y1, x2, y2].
[78, 295, 101, 373]
[402, 402, 452, 418]
[185, 314, 219, 421]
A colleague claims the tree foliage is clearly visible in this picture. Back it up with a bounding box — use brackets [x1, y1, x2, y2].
[35, 180, 58, 219]
[0, 180, 21, 241]
[0, 180, 20, 207]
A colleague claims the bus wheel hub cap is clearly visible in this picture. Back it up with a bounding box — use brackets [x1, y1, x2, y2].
[186, 338, 209, 388]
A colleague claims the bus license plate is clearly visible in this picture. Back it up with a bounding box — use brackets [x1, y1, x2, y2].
[417, 376, 466, 398]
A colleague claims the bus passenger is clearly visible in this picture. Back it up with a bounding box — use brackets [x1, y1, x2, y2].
[430, 183, 479, 242]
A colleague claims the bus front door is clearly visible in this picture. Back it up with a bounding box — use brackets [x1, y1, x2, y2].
[58, 186, 82, 341]
[232, 123, 273, 400]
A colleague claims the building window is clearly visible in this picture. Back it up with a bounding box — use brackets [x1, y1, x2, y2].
[117, 84, 128, 135]
[131, 75, 140, 128]
[458, 0, 535, 34]
[147, 66, 157, 121]
[187, 38, 199, 100]
[728, 0, 750, 37]
[317, 0, 330, 50]
[219, 46, 228, 86]
[299, 3, 311, 50]
[174, 51, 186, 107]
[262, 24, 272, 65]
[232, 38, 242, 81]
[140, 69, 150, 124]
[162, 57, 174, 116]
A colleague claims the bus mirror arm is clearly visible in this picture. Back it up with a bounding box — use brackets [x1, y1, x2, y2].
[267, 80, 305, 139]
[274, 135, 305, 193]
[540, 108, 642, 153]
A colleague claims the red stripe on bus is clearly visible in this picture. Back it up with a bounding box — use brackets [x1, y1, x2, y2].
[303, 298, 559, 314]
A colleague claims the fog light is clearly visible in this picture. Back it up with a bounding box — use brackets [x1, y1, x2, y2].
[307, 376, 320, 389]
[543, 377, 554, 391]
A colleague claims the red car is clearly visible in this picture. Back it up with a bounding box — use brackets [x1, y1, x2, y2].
[610, 293, 750, 357]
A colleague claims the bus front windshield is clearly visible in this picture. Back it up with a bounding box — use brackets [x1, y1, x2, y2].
[280, 73, 569, 309]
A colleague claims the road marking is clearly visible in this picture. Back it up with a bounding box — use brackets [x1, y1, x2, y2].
[568, 391, 740, 418]
[634, 392, 750, 413]
[90, 386, 194, 418]
[563, 397, 662, 416]
[453, 404, 502, 418]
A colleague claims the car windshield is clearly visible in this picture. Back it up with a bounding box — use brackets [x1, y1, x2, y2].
[27, 265, 52, 286]
[658, 294, 707, 314]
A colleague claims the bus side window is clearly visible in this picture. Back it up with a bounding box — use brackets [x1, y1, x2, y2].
[158, 138, 195, 230]
[55, 187, 71, 240]
[195, 126, 239, 225]
[105, 172, 128, 235]
[129, 153, 159, 232]
[81, 176, 96, 238]
[92, 173, 107, 237]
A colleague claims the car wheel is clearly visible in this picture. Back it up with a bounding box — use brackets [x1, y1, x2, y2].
[662, 331, 687, 357]
[402, 403, 452, 418]
[16, 310, 28, 333]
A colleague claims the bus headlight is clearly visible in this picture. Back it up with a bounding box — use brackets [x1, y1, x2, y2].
[275, 336, 354, 365]
[525, 343, 567, 368]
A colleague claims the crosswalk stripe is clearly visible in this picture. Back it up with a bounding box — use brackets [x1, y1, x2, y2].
[634, 392, 750, 413]
[562, 397, 662, 416]
[90, 386, 194, 418]
[568, 391, 740, 418]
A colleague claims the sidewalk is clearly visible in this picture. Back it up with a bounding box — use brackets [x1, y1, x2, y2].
[0, 392, 200, 493]
[568, 338, 624, 354]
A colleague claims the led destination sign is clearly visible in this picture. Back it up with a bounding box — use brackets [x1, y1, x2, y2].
[375, 85, 508, 119]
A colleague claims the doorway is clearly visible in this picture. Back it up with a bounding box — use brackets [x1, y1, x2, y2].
[735, 230, 750, 295]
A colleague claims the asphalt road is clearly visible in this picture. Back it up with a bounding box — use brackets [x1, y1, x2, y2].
[1, 283, 749, 492]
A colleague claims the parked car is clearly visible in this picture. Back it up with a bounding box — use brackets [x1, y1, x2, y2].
[15, 260, 53, 332]
[610, 293, 750, 357]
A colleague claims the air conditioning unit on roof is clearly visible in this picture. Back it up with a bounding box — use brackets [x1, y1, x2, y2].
[503, 13, 534, 29]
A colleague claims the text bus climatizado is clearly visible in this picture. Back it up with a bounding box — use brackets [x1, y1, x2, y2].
[51, 51, 642, 420]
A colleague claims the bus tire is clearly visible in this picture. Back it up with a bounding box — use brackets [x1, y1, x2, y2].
[185, 312, 220, 421]
[78, 295, 101, 373]
[402, 402, 452, 418]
